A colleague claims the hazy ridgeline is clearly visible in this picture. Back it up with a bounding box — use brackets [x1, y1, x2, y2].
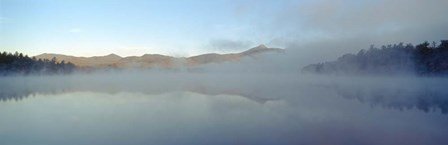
[3, 41, 448, 76]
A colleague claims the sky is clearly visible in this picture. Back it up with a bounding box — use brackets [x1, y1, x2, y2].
[0, 0, 447, 57]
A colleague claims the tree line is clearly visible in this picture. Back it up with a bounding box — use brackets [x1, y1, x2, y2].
[303, 40, 448, 75]
[0, 51, 75, 76]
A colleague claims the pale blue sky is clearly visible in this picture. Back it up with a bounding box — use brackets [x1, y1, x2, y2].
[1, 0, 447, 57]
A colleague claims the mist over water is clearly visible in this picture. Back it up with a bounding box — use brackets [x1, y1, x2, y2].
[2, 0, 448, 144]
[1, 31, 448, 145]
[1, 70, 448, 145]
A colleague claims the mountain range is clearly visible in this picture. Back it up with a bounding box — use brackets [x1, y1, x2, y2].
[35, 45, 284, 68]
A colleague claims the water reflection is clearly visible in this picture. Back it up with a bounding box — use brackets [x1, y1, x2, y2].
[1, 75, 448, 145]
[1, 75, 448, 114]
[332, 84, 448, 114]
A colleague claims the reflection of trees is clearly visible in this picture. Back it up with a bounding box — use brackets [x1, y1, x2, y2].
[0, 78, 75, 102]
[0, 91, 30, 102]
[0, 89, 69, 102]
[332, 84, 448, 114]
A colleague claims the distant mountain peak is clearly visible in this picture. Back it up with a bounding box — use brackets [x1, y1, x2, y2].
[103, 53, 122, 59]
[37, 53, 59, 56]
[106, 53, 120, 57]
[241, 44, 284, 56]
[256, 44, 268, 49]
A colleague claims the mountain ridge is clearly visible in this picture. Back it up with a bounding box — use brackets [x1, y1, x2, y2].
[35, 45, 284, 68]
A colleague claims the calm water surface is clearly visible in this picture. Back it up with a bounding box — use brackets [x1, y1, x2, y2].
[0, 74, 447, 145]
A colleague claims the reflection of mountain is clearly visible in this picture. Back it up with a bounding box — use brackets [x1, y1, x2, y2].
[2, 76, 447, 114]
[328, 84, 448, 114]
[0, 77, 280, 104]
[35, 45, 284, 68]
[184, 85, 280, 104]
[0, 87, 278, 104]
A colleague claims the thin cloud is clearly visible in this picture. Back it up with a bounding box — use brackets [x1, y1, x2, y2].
[208, 39, 253, 52]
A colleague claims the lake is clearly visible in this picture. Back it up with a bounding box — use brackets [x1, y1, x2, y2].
[1, 73, 447, 145]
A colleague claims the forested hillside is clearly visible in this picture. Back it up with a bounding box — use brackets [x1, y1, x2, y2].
[0, 52, 75, 76]
[303, 40, 448, 75]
